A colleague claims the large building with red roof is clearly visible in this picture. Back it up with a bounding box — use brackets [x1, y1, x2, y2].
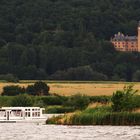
[111, 22, 140, 52]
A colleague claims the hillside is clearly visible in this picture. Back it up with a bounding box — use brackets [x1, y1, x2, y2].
[0, 0, 140, 81]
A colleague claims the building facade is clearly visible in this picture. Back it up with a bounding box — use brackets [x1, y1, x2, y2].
[111, 22, 140, 52]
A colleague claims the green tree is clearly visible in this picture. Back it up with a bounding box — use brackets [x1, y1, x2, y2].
[2, 85, 25, 96]
[26, 85, 36, 96]
[26, 81, 50, 96]
[111, 85, 138, 112]
[132, 70, 140, 82]
[0, 0, 140, 81]
[33, 81, 50, 96]
[0, 73, 18, 82]
[65, 94, 90, 110]
[11, 94, 33, 107]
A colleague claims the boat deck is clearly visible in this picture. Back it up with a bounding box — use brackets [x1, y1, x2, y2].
[0, 114, 63, 123]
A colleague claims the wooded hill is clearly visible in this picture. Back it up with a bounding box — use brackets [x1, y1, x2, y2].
[0, 0, 140, 81]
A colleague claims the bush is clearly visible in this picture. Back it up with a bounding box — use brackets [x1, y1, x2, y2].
[0, 96, 13, 107]
[2, 85, 25, 96]
[50, 66, 108, 81]
[133, 95, 140, 108]
[46, 106, 75, 114]
[26, 81, 50, 95]
[89, 96, 111, 104]
[40, 96, 67, 105]
[65, 94, 90, 110]
[83, 106, 112, 114]
[26, 85, 36, 95]
[2, 81, 50, 96]
[111, 85, 138, 112]
[10, 94, 33, 107]
[33, 99, 45, 107]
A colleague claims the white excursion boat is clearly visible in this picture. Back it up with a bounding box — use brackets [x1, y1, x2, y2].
[0, 107, 46, 123]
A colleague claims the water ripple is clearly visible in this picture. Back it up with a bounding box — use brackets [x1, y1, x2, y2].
[0, 124, 139, 140]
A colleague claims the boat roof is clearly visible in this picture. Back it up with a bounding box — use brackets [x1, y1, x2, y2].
[1, 107, 43, 110]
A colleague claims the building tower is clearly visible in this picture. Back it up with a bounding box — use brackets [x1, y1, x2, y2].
[138, 21, 140, 52]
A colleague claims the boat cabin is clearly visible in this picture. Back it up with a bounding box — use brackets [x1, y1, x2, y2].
[0, 107, 45, 121]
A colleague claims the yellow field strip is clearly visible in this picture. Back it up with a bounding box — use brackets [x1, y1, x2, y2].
[0, 81, 140, 96]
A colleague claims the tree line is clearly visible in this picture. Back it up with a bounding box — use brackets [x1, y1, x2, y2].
[2, 81, 50, 96]
[0, 0, 140, 81]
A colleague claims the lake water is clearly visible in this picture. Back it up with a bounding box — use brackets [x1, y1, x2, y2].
[0, 123, 139, 140]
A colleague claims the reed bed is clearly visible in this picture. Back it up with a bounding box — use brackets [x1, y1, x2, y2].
[69, 112, 140, 125]
[46, 107, 140, 125]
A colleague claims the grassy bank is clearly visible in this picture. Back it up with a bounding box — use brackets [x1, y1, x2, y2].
[46, 86, 140, 125]
[0, 94, 111, 113]
[46, 106, 140, 126]
[0, 84, 140, 125]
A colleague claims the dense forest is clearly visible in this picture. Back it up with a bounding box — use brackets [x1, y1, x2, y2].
[0, 0, 140, 81]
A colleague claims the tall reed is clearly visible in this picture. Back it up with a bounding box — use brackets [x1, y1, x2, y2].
[46, 107, 140, 125]
[67, 112, 140, 125]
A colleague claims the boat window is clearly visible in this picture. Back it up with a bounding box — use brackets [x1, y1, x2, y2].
[25, 112, 28, 117]
[21, 112, 23, 117]
[38, 112, 40, 117]
[35, 112, 37, 116]
[32, 112, 34, 117]
[28, 112, 30, 117]
[0, 110, 5, 117]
